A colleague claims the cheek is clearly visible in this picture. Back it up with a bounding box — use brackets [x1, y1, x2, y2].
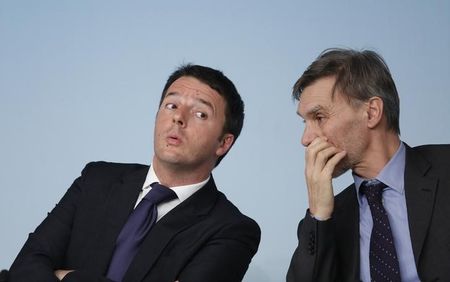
[154, 116, 168, 138]
[155, 112, 172, 126]
[322, 122, 350, 148]
[321, 124, 337, 142]
[341, 121, 366, 149]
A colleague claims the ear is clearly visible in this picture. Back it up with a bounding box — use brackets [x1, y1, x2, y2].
[366, 97, 384, 129]
[216, 133, 234, 157]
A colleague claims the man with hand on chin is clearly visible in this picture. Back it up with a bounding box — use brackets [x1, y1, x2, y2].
[9, 64, 260, 282]
[287, 48, 450, 282]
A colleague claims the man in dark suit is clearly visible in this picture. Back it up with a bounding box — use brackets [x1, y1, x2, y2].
[286, 49, 450, 282]
[9, 64, 261, 282]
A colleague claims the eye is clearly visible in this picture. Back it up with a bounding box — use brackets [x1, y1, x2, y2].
[315, 114, 325, 123]
[165, 103, 177, 110]
[195, 111, 207, 119]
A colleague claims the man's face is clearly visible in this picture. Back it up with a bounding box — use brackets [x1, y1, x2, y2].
[153, 76, 233, 172]
[297, 76, 368, 177]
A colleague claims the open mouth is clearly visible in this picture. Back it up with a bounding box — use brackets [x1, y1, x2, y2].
[167, 134, 182, 145]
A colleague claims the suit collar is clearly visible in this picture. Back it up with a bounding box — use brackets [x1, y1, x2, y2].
[403, 143, 438, 265]
[123, 176, 219, 282]
[104, 165, 149, 230]
[85, 165, 149, 273]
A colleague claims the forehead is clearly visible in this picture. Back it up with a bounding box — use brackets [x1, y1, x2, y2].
[166, 76, 221, 100]
[164, 76, 227, 117]
[297, 76, 337, 116]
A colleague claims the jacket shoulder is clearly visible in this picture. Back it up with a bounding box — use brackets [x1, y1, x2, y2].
[413, 144, 450, 159]
[82, 161, 148, 174]
[214, 192, 259, 227]
[78, 161, 148, 183]
[410, 144, 450, 167]
[404, 144, 450, 179]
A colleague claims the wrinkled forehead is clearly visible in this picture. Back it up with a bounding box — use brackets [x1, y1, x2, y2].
[165, 76, 228, 115]
[297, 78, 350, 118]
[297, 97, 331, 119]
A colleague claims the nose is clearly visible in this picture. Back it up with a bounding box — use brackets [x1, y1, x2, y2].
[301, 124, 320, 147]
[172, 109, 186, 127]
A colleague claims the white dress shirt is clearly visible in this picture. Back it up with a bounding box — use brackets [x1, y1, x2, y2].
[134, 164, 209, 221]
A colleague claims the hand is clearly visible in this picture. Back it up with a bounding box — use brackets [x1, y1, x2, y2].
[54, 269, 74, 281]
[304, 137, 346, 219]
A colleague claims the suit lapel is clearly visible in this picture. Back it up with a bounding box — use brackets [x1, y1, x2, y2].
[334, 185, 360, 281]
[85, 165, 148, 272]
[404, 145, 438, 265]
[124, 176, 218, 282]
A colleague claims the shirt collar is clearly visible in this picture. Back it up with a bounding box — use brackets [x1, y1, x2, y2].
[353, 142, 406, 202]
[143, 163, 210, 202]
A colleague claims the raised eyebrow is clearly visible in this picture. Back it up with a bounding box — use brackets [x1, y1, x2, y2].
[164, 92, 214, 112]
[197, 98, 214, 112]
[164, 91, 178, 100]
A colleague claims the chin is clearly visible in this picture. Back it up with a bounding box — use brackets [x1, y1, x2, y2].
[332, 161, 351, 178]
[332, 169, 347, 178]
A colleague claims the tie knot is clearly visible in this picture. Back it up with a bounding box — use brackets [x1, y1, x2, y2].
[145, 182, 177, 205]
[360, 179, 387, 203]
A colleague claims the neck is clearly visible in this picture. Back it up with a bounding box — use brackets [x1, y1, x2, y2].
[353, 130, 400, 179]
[151, 158, 213, 187]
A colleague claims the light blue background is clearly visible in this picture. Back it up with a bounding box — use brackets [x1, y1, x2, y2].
[1, 1, 449, 281]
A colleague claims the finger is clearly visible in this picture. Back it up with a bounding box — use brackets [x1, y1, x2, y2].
[305, 140, 336, 179]
[313, 146, 341, 171]
[305, 137, 332, 166]
[322, 150, 347, 177]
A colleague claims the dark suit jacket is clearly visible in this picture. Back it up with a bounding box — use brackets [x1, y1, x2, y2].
[9, 162, 261, 282]
[287, 144, 450, 282]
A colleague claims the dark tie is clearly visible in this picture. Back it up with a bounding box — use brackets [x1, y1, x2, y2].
[106, 182, 177, 282]
[360, 180, 401, 282]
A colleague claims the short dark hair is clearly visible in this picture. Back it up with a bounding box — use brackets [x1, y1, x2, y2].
[160, 64, 245, 166]
[293, 48, 400, 134]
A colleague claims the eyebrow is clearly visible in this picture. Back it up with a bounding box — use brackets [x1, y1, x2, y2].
[297, 105, 323, 118]
[165, 92, 215, 112]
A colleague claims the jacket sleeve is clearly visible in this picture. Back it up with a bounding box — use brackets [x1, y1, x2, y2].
[177, 218, 261, 282]
[8, 163, 114, 282]
[286, 210, 339, 282]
